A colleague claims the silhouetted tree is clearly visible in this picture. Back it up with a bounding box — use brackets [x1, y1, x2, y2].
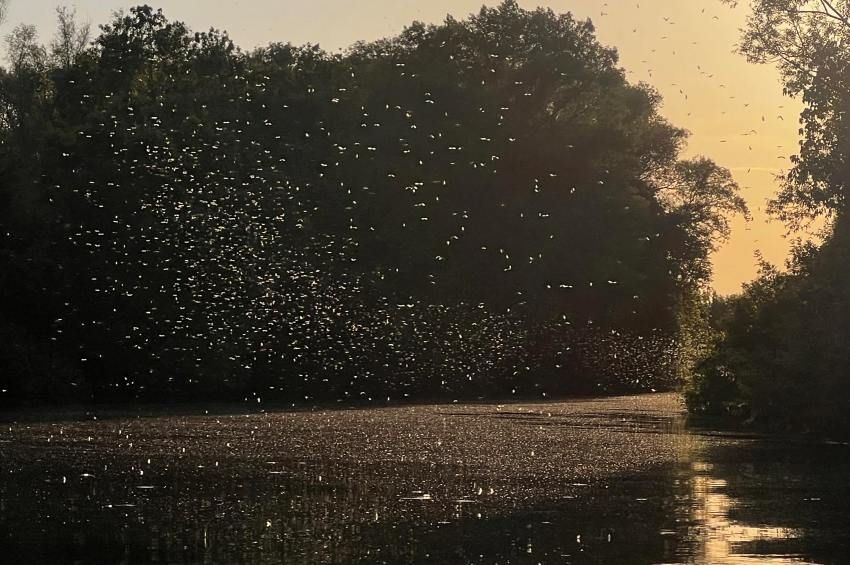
[0, 2, 746, 405]
[690, 0, 850, 434]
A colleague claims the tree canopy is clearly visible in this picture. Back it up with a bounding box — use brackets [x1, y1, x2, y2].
[722, 0, 850, 225]
[689, 0, 850, 435]
[0, 2, 746, 405]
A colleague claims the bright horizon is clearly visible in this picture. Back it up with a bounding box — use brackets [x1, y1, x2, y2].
[0, 0, 805, 295]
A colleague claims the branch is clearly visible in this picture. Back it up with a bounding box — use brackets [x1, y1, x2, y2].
[794, 8, 850, 26]
[820, 0, 850, 26]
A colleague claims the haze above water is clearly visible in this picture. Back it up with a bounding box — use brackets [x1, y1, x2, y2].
[2, 394, 849, 564]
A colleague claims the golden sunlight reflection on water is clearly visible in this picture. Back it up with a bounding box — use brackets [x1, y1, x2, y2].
[682, 458, 811, 564]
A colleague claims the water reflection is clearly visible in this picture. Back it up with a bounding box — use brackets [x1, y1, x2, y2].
[684, 460, 808, 564]
[1, 397, 850, 564]
[680, 437, 850, 565]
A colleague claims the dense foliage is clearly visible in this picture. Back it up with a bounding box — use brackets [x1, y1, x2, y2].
[690, 1, 850, 434]
[687, 224, 850, 434]
[0, 3, 744, 405]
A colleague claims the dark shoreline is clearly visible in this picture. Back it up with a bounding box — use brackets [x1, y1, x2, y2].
[0, 389, 677, 423]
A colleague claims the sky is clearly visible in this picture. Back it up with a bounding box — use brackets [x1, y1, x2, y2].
[0, 0, 805, 295]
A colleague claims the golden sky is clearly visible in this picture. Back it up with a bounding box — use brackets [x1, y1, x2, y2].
[2, 0, 804, 294]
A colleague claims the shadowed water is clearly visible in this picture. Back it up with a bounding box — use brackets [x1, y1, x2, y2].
[1, 393, 849, 564]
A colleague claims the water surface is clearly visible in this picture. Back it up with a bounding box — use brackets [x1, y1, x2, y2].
[2, 394, 849, 564]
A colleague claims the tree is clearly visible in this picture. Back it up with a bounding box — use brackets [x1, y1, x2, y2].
[0, 2, 746, 405]
[50, 6, 90, 68]
[655, 157, 749, 283]
[687, 1, 850, 434]
[5, 24, 47, 72]
[334, 1, 746, 331]
[722, 0, 850, 225]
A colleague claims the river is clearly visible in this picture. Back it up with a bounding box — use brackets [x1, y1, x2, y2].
[2, 393, 849, 564]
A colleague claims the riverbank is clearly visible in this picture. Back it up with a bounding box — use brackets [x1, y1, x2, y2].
[0, 389, 677, 422]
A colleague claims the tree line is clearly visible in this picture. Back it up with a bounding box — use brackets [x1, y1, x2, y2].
[688, 0, 850, 435]
[0, 2, 745, 405]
